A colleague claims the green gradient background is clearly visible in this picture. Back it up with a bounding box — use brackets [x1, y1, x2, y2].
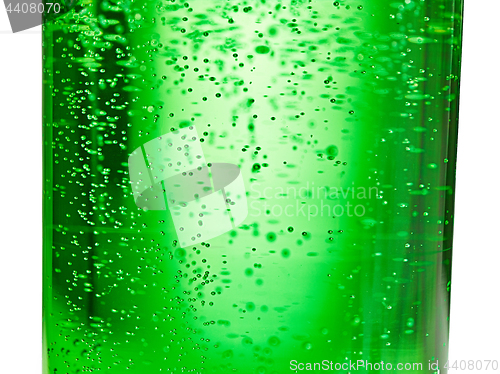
[42, 0, 463, 373]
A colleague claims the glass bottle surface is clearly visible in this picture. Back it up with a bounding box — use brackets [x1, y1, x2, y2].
[42, 1, 464, 373]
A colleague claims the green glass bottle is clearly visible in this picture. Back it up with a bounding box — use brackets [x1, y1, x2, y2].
[43, 0, 464, 373]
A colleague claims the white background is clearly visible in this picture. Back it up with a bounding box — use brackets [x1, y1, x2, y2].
[0, 1, 498, 373]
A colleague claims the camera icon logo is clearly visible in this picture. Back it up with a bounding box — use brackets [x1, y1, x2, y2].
[128, 126, 248, 247]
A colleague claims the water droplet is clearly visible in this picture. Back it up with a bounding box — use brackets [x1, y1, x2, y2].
[255, 46, 270, 54]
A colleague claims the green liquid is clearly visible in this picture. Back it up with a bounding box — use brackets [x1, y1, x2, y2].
[43, 0, 463, 373]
